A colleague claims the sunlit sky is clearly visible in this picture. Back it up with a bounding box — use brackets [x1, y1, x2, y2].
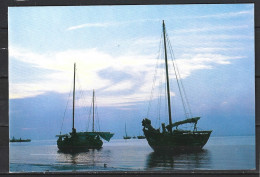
[9, 4, 255, 139]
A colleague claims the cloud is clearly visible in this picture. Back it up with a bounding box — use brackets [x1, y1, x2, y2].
[222, 101, 228, 105]
[192, 47, 245, 53]
[10, 83, 46, 99]
[9, 42, 246, 107]
[9, 47, 156, 100]
[180, 9, 253, 19]
[174, 53, 245, 78]
[67, 22, 110, 31]
[103, 80, 134, 92]
[66, 8, 253, 32]
[170, 34, 253, 44]
[174, 25, 249, 34]
[66, 19, 161, 31]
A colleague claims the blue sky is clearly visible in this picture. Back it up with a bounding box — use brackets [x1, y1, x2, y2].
[8, 4, 255, 139]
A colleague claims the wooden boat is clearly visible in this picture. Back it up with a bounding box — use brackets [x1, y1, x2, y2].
[56, 63, 114, 152]
[123, 123, 131, 139]
[142, 21, 212, 152]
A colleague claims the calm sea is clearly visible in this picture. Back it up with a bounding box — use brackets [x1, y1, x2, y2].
[10, 136, 255, 172]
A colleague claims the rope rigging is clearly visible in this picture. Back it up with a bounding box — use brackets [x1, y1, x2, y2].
[166, 32, 193, 119]
[146, 22, 196, 130]
[76, 72, 94, 131]
[155, 69, 164, 127]
[60, 82, 73, 135]
[86, 100, 93, 131]
[60, 67, 101, 133]
[146, 31, 163, 119]
[95, 101, 101, 132]
[85, 90, 101, 132]
[165, 33, 189, 119]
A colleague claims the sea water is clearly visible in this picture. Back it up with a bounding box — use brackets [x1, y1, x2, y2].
[9, 136, 255, 172]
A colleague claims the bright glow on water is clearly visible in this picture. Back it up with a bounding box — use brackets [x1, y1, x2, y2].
[10, 136, 255, 172]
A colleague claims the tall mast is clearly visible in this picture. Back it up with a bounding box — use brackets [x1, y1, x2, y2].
[162, 20, 173, 131]
[125, 123, 127, 136]
[72, 63, 76, 132]
[92, 90, 95, 132]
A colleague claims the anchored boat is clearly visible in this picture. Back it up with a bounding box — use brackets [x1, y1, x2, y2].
[137, 135, 145, 139]
[142, 21, 212, 152]
[56, 63, 114, 152]
[123, 123, 131, 139]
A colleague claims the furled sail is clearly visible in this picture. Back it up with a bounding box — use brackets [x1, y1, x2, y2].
[166, 117, 200, 129]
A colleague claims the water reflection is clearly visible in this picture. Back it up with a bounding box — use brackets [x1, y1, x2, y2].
[55, 148, 112, 170]
[146, 149, 211, 170]
[10, 137, 255, 172]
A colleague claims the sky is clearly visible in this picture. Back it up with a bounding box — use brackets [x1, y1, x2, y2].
[8, 4, 255, 140]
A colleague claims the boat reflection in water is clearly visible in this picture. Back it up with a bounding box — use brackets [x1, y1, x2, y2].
[55, 149, 112, 171]
[146, 149, 211, 170]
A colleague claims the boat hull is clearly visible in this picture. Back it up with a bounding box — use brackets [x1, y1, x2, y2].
[137, 136, 145, 139]
[143, 129, 211, 152]
[57, 133, 103, 152]
[123, 136, 131, 139]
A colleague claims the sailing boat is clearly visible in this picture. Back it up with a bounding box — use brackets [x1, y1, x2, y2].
[137, 135, 145, 139]
[56, 63, 114, 152]
[142, 21, 212, 152]
[137, 130, 145, 139]
[123, 123, 131, 139]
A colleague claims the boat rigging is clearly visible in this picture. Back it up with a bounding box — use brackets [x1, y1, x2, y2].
[56, 63, 114, 152]
[142, 21, 212, 152]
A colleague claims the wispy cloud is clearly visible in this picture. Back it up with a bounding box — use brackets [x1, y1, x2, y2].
[174, 25, 249, 34]
[207, 9, 253, 18]
[170, 53, 245, 79]
[9, 47, 156, 101]
[180, 9, 253, 19]
[192, 47, 245, 53]
[10, 7, 253, 107]
[66, 8, 253, 32]
[67, 22, 110, 31]
[10, 45, 245, 108]
[103, 80, 134, 92]
[66, 18, 162, 31]
[170, 34, 253, 42]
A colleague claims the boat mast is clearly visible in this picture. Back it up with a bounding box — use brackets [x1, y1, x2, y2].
[72, 63, 76, 133]
[125, 123, 127, 136]
[92, 90, 95, 132]
[162, 20, 173, 132]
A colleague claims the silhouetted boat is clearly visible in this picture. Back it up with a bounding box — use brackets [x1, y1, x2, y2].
[9, 137, 31, 142]
[123, 123, 131, 139]
[142, 21, 212, 152]
[56, 63, 114, 152]
[137, 135, 145, 139]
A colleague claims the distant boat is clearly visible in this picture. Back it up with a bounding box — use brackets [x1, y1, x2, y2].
[9, 137, 31, 142]
[132, 136, 137, 139]
[137, 135, 145, 139]
[142, 21, 212, 152]
[56, 63, 114, 152]
[123, 123, 131, 139]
